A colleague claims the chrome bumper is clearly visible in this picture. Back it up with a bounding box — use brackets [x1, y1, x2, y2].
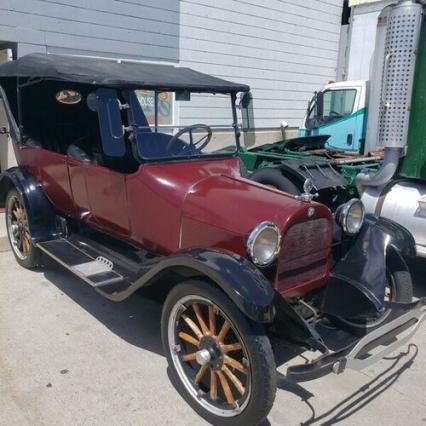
[287, 298, 426, 382]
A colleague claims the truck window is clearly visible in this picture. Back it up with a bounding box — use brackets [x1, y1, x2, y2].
[322, 89, 356, 122]
[306, 88, 357, 129]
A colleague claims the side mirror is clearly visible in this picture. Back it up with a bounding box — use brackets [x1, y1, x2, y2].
[239, 91, 256, 147]
[315, 91, 324, 120]
[92, 89, 126, 157]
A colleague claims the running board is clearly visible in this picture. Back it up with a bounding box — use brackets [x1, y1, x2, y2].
[37, 238, 124, 287]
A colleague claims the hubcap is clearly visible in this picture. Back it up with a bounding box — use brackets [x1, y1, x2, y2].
[168, 295, 251, 417]
[196, 349, 211, 366]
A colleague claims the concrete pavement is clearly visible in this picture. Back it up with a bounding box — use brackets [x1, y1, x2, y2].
[0, 213, 425, 425]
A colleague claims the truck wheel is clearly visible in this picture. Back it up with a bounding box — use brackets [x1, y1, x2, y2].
[250, 168, 301, 195]
[5, 189, 41, 268]
[161, 280, 276, 425]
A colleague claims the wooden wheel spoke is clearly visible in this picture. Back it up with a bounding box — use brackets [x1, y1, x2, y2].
[210, 370, 218, 401]
[218, 321, 231, 343]
[194, 364, 208, 384]
[217, 371, 236, 407]
[182, 352, 197, 362]
[192, 304, 209, 335]
[224, 355, 247, 374]
[22, 238, 29, 254]
[12, 208, 19, 219]
[222, 343, 242, 353]
[23, 232, 31, 254]
[182, 314, 203, 340]
[16, 205, 23, 219]
[223, 365, 245, 395]
[208, 305, 216, 335]
[178, 331, 200, 347]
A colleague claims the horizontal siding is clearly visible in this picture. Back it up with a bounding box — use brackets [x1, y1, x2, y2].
[0, 0, 179, 61]
[179, 0, 342, 129]
[0, 0, 342, 131]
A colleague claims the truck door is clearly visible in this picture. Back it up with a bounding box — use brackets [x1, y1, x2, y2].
[303, 85, 366, 153]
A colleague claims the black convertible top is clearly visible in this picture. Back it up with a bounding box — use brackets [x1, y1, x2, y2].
[0, 53, 250, 93]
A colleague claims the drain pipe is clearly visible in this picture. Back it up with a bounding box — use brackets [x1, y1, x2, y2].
[355, 147, 401, 194]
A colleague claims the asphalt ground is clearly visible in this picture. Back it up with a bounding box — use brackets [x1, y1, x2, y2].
[0, 213, 425, 425]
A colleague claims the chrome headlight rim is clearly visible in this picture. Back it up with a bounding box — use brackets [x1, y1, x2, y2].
[337, 198, 365, 235]
[246, 221, 281, 267]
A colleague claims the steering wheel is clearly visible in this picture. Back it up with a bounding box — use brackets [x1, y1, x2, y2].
[166, 124, 213, 153]
[329, 110, 343, 117]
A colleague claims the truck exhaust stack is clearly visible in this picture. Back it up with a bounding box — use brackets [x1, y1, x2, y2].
[357, 0, 423, 189]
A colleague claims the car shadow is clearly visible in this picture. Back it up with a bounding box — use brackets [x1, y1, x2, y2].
[36, 255, 421, 425]
[40, 255, 164, 356]
[292, 344, 418, 425]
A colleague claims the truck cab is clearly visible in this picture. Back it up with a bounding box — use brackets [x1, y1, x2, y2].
[300, 80, 368, 153]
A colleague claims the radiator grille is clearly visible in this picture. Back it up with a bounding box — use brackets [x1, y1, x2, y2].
[276, 218, 331, 296]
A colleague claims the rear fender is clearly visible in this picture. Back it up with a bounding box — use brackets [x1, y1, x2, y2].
[321, 214, 416, 319]
[0, 167, 57, 242]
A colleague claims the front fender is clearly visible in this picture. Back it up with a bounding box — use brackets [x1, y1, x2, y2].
[99, 248, 276, 323]
[0, 167, 57, 242]
[321, 214, 415, 319]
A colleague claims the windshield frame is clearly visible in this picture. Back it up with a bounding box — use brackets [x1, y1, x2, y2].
[127, 89, 241, 163]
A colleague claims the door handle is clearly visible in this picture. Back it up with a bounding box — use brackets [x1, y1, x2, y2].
[346, 134, 353, 146]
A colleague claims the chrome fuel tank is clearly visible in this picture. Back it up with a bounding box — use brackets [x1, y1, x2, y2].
[362, 181, 426, 257]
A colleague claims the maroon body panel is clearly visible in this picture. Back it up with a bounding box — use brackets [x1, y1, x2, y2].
[14, 143, 334, 297]
[17, 145, 75, 216]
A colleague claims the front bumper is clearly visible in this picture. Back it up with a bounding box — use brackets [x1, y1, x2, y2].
[286, 298, 426, 382]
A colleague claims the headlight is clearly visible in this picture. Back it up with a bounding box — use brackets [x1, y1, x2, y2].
[247, 221, 281, 266]
[336, 199, 365, 235]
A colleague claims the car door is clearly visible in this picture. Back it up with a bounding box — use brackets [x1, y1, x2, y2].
[84, 163, 130, 238]
[68, 152, 131, 239]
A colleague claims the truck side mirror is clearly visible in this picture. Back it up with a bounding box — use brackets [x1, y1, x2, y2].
[315, 91, 324, 120]
[89, 89, 126, 157]
[239, 91, 256, 147]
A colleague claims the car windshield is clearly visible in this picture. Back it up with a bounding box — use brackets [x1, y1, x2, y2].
[125, 90, 240, 161]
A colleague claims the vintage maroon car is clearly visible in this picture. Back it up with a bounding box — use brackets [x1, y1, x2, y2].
[0, 54, 425, 425]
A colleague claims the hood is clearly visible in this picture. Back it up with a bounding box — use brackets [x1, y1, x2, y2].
[181, 173, 332, 248]
[134, 157, 332, 254]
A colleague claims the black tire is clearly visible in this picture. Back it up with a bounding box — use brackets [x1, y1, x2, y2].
[335, 267, 414, 332]
[387, 270, 413, 303]
[5, 189, 41, 268]
[250, 167, 301, 195]
[161, 280, 276, 426]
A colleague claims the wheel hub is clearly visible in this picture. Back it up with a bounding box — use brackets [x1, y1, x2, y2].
[198, 335, 224, 370]
[195, 349, 211, 366]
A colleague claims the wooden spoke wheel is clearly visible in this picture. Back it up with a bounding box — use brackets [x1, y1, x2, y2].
[162, 280, 276, 425]
[5, 189, 41, 268]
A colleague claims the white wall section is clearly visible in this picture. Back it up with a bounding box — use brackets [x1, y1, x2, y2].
[178, 0, 343, 129]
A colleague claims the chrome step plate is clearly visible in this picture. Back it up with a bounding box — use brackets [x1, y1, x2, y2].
[37, 239, 123, 287]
